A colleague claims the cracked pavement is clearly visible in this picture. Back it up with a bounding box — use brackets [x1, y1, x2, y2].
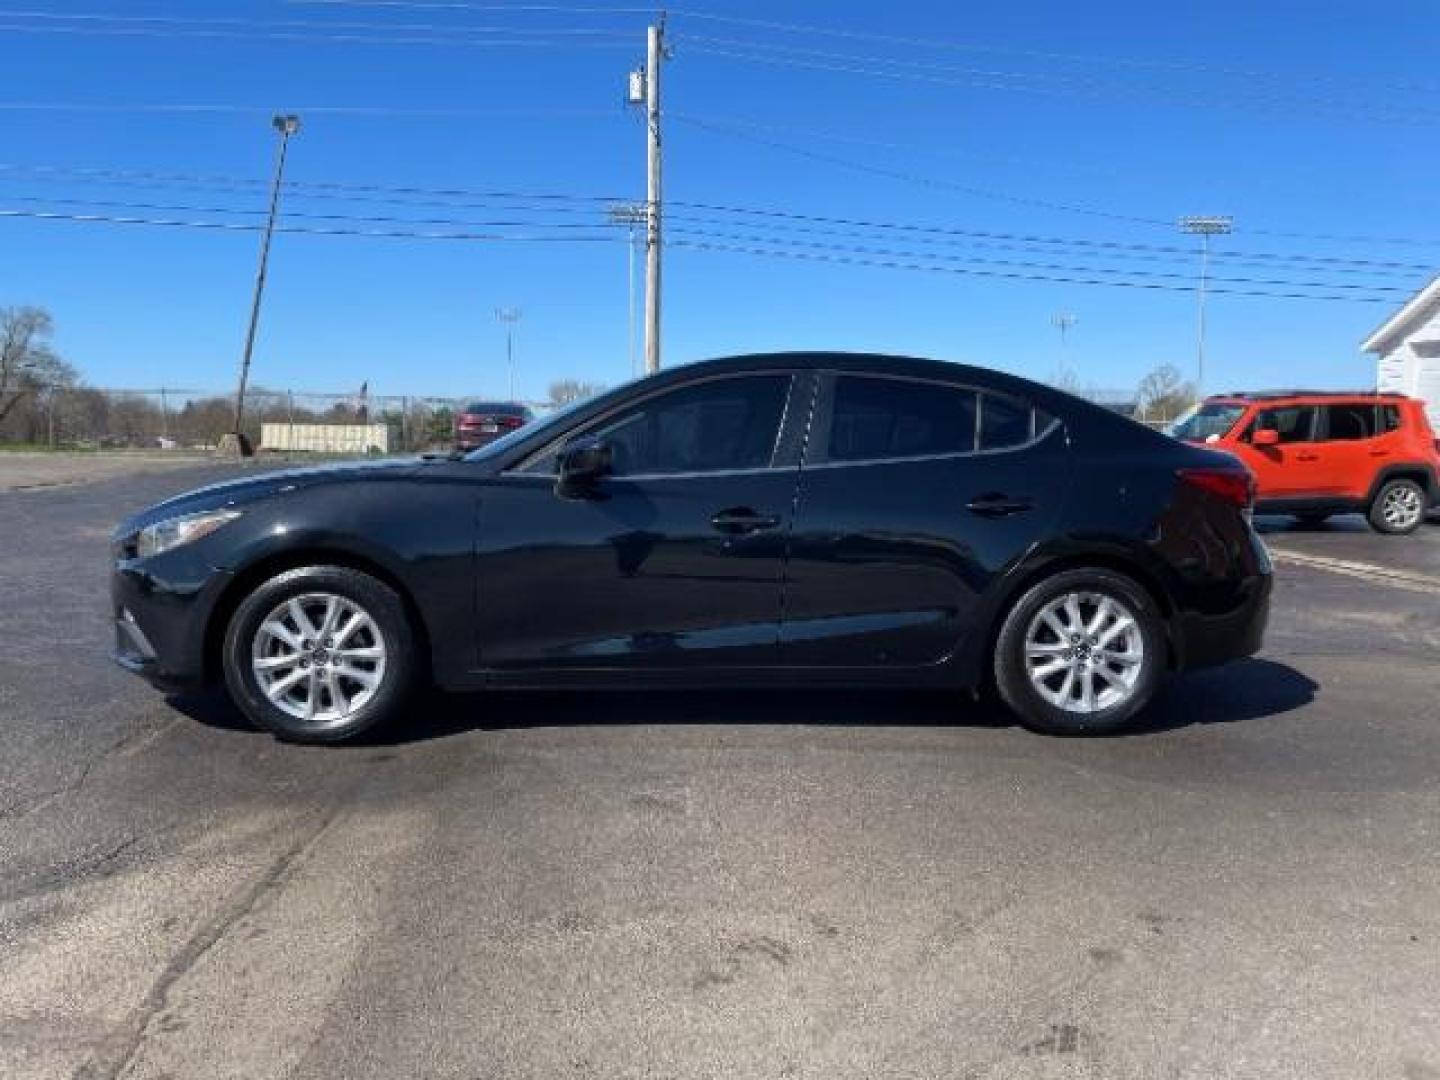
[2, 466, 1440, 1079]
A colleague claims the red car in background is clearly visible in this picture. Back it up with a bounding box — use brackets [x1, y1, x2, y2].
[1170, 390, 1440, 534]
[454, 401, 534, 452]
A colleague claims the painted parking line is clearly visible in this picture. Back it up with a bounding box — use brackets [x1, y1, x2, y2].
[1268, 547, 1440, 596]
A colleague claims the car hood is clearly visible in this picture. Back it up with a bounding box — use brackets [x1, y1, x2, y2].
[114, 457, 427, 537]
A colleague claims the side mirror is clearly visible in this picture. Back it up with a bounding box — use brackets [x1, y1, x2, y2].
[1252, 428, 1280, 447]
[556, 435, 612, 495]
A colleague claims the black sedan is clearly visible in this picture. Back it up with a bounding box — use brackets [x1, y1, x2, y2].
[111, 353, 1271, 742]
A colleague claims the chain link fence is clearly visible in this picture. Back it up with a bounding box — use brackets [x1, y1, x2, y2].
[0, 387, 502, 455]
[0, 384, 1182, 455]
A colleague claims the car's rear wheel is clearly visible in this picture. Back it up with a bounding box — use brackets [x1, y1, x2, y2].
[993, 568, 1165, 736]
[1368, 479, 1426, 535]
[222, 566, 417, 743]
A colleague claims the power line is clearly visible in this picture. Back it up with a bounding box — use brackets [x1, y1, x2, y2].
[667, 237, 1399, 305]
[0, 21, 634, 47]
[666, 226, 1412, 295]
[1, 201, 1410, 302]
[660, 6, 1440, 97]
[671, 113, 1170, 226]
[3, 161, 1435, 267]
[675, 40, 1431, 127]
[0, 207, 625, 242]
[0, 102, 621, 119]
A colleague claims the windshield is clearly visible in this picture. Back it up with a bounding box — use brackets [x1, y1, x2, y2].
[1167, 401, 1246, 442]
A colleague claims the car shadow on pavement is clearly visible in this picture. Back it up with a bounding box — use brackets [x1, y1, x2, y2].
[169, 658, 1317, 747]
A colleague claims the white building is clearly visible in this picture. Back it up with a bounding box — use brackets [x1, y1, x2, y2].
[1363, 274, 1440, 426]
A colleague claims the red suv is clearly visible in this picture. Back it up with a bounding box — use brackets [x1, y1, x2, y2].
[1170, 391, 1440, 534]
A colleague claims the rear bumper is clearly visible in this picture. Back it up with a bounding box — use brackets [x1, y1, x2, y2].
[111, 556, 233, 689]
[1170, 543, 1272, 672]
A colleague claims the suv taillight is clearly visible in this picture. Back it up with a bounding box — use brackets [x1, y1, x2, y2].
[1178, 468, 1255, 510]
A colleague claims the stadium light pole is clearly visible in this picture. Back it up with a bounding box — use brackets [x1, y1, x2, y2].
[1051, 311, 1078, 384]
[1178, 215, 1233, 395]
[607, 202, 646, 378]
[495, 307, 523, 402]
[229, 113, 301, 456]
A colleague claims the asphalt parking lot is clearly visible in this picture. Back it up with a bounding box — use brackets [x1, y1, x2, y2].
[3, 463, 1440, 1080]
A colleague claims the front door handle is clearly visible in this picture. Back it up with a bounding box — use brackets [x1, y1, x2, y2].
[711, 507, 780, 534]
[966, 493, 1034, 518]
[1296, 453, 1320, 462]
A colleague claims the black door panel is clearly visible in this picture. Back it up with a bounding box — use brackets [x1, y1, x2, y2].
[781, 374, 1071, 667]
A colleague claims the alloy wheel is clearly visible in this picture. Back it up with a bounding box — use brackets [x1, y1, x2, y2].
[250, 592, 387, 726]
[1381, 485, 1423, 530]
[1023, 591, 1145, 714]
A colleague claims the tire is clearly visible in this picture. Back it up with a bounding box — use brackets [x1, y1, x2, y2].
[993, 568, 1166, 736]
[222, 565, 418, 743]
[1293, 512, 1331, 527]
[1367, 478, 1426, 535]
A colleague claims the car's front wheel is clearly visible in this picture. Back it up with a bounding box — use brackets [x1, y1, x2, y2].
[993, 568, 1165, 736]
[1368, 478, 1426, 535]
[222, 565, 418, 743]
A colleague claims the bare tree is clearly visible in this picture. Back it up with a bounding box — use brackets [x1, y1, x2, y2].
[0, 306, 78, 426]
[1135, 363, 1197, 422]
[547, 379, 604, 408]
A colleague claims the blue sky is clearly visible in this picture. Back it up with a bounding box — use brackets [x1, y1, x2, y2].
[0, 0, 1435, 402]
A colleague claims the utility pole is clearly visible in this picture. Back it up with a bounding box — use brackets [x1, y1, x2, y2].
[607, 202, 646, 377]
[228, 114, 300, 456]
[1178, 215, 1233, 396]
[630, 17, 666, 374]
[495, 307, 522, 401]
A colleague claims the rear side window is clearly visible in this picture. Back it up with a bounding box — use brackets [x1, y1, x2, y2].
[1380, 404, 1402, 433]
[1323, 404, 1375, 441]
[828, 377, 976, 462]
[1250, 406, 1316, 444]
[979, 393, 1032, 450]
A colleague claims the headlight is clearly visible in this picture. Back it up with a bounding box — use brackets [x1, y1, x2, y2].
[136, 509, 242, 558]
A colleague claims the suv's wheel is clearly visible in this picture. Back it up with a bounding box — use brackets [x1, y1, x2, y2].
[993, 568, 1165, 736]
[1368, 478, 1426, 535]
[222, 566, 418, 743]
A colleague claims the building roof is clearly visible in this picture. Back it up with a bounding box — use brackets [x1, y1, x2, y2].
[1362, 273, 1440, 355]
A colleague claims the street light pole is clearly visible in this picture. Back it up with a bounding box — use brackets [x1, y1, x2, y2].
[1178, 215, 1233, 396]
[229, 114, 301, 454]
[495, 307, 523, 401]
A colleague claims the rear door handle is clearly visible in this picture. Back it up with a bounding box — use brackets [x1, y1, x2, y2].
[1296, 453, 1320, 462]
[966, 493, 1034, 518]
[711, 507, 780, 534]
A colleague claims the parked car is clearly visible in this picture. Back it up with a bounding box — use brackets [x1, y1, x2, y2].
[111, 353, 1270, 743]
[454, 401, 533, 451]
[1169, 390, 1440, 534]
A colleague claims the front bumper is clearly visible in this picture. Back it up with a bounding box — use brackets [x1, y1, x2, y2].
[111, 555, 233, 689]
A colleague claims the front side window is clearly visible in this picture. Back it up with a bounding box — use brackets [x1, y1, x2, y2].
[1322, 404, 1375, 441]
[527, 375, 791, 477]
[1249, 406, 1316, 444]
[828, 377, 977, 462]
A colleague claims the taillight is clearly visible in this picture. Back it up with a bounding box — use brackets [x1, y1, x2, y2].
[499, 415, 525, 429]
[1178, 467, 1255, 510]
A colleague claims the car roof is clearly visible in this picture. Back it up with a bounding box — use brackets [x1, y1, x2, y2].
[1206, 389, 1412, 405]
[653, 351, 1060, 399]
